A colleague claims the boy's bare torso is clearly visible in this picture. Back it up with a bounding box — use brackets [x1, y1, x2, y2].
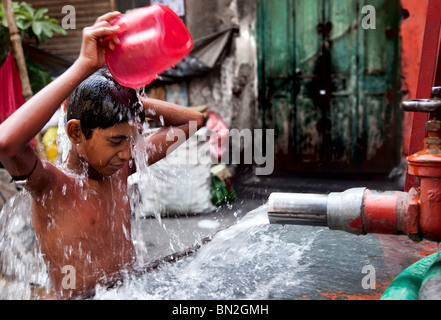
[31, 163, 135, 298]
[0, 11, 204, 299]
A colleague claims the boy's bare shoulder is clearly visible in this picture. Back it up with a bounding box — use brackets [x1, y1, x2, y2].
[24, 159, 70, 198]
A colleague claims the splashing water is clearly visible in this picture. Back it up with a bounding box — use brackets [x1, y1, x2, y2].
[57, 107, 71, 164]
[94, 205, 315, 300]
[0, 192, 50, 299]
[93, 204, 423, 300]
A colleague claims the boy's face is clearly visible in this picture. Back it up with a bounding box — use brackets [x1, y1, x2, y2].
[78, 122, 138, 176]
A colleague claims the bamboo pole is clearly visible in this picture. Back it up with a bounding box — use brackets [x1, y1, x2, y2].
[2, 0, 47, 160]
[2, 0, 33, 101]
[109, 0, 116, 12]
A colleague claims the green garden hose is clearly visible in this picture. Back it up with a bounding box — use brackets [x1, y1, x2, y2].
[381, 252, 441, 300]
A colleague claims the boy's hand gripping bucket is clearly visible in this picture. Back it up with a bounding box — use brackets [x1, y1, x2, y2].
[104, 4, 193, 88]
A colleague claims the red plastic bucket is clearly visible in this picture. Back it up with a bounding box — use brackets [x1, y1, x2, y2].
[104, 4, 193, 88]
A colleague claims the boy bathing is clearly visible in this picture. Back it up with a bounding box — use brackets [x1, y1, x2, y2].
[0, 12, 204, 299]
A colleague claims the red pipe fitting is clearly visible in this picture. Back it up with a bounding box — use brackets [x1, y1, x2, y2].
[407, 147, 441, 241]
[351, 145, 441, 242]
[362, 190, 409, 236]
[354, 137, 441, 241]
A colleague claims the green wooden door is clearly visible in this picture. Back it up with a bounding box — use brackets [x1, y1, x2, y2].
[257, 0, 401, 173]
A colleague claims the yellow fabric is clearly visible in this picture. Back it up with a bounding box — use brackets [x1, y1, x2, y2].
[42, 127, 58, 163]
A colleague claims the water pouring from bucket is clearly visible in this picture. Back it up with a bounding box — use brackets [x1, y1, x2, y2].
[103, 4, 194, 89]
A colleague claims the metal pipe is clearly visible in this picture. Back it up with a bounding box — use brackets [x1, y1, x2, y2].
[268, 193, 328, 227]
[327, 188, 366, 234]
[268, 188, 410, 237]
[268, 188, 366, 232]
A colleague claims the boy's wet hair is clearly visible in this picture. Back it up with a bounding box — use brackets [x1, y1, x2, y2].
[67, 68, 145, 139]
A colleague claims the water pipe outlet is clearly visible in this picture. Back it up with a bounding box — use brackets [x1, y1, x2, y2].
[268, 188, 412, 238]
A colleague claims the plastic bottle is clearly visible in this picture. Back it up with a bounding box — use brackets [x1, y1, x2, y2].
[104, 4, 193, 88]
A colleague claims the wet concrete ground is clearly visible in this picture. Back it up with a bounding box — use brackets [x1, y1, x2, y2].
[138, 166, 408, 262]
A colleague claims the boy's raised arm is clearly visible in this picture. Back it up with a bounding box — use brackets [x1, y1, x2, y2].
[140, 97, 205, 166]
[141, 97, 204, 128]
[0, 12, 121, 180]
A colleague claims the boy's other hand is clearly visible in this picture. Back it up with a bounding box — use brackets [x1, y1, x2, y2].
[78, 11, 121, 73]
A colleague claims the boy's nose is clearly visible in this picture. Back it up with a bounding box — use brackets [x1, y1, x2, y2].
[117, 145, 131, 161]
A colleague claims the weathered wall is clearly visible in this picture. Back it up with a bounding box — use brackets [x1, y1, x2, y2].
[185, 0, 258, 131]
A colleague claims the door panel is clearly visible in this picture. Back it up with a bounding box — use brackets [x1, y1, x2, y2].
[257, 0, 401, 173]
[257, 0, 296, 165]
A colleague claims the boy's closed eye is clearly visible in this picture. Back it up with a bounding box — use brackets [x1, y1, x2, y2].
[109, 140, 122, 146]
[108, 135, 128, 146]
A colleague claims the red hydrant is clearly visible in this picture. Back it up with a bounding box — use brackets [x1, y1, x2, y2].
[405, 87, 441, 241]
[268, 87, 441, 243]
